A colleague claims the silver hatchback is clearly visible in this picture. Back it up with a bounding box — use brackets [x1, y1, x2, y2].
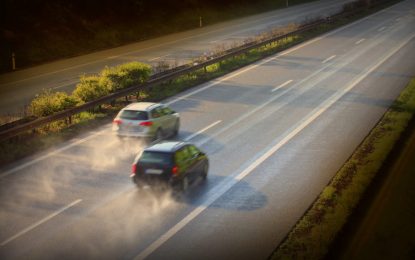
[112, 102, 180, 140]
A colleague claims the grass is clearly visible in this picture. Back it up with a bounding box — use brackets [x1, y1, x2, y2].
[270, 77, 415, 259]
[347, 141, 415, 259]
[327, 118, 415, 259]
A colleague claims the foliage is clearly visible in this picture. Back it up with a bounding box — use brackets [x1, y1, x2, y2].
[100, 62, 152, 92]
[28, 89, 78, 117]
[72, 75, 109, 103]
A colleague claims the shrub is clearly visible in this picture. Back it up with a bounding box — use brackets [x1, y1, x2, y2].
[100, 62, 152, 92]
[73, 75, 109, 103]
[29, 89, 78, 117]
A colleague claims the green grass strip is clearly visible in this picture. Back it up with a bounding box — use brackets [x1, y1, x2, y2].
[270, 78, 415, 260]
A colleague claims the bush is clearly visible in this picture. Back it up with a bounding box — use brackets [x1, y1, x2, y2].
[73, 75, 109, 103]
[29, 89, 78, 117]
[100, 62, 152, 92]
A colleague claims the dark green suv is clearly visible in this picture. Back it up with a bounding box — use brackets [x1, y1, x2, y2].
[131, 141, 209, 191]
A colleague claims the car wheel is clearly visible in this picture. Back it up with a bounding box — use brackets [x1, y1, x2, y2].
[201, 163, 208, 180]
[181, 176, 189, 192]
[172, 120, 180, 137]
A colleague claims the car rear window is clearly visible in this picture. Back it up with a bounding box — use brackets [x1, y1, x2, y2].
[120, 110, 149, 120]
[139, 151, 172, 165]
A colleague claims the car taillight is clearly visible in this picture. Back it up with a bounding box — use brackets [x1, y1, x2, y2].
[172, 165, 179, 176]
[113, 119, 122, 125]
[139, 121, 153, 127]
[131, 164, 137, 176]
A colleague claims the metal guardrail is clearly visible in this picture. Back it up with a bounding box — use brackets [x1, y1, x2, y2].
[0, 7, 363, 142]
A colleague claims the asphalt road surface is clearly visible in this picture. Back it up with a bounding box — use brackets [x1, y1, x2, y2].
[0, 0, 352, 116]
[1, 0, 415, 259]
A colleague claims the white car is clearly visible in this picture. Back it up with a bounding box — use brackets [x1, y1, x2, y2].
[112, 102, 180, 140]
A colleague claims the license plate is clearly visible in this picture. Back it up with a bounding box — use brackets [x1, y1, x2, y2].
[146, 169, 163, 175]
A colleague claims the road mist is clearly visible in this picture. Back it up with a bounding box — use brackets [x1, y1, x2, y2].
[0, 133, 180, 259]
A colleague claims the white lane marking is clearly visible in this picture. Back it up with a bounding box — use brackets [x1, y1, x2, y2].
[272, 79, 293, 92]
[0, 3, 396, 87]
[0, 128, 109, 179]
[378, 26, 386, 32]
[0, 5, 397, 177]
[165, 20, 351, 106]
[149, 54, 170, 61]
[135, 32, 415, 260]
[195, 58, 342, 147]
[0, 199, 82, 246]
[51, 79, 79, 89]
[210, 40, 220, 44]
[355, 38, 365, 45]
[107, 55, 119, 59]
[395, 17, 401, 21]
[322, 55, 336, 64]
[184, 120, 222, 141]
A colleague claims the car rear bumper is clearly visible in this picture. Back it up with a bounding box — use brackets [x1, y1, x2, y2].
[131, 175, 179, 187]
[115, 131, 153, 138]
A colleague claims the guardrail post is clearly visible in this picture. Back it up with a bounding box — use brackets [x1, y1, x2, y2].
[199, 16, 203, 27]
[12, 52, 16, 70]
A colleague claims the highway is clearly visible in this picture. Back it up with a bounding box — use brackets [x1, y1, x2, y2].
[1, 0, 415, 259]
[0, 0, 352, 116]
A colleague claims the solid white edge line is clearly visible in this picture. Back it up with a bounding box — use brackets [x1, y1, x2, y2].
[378, 26, 386, 32]
[149, 54, 170, 61]
[51, 79, 79, 90]
[272, 79, 293, 92]
[107, 55, 119, 59]
[322, 55, 336, 64]
[0, 3, 397, 177]
[184, 120, 222, 141]
[355, 38, 365, 45]
[0, 199, 82, 246]
[134, 32, 415, 260]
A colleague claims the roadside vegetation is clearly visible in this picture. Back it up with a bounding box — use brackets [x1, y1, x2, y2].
[270, 77, 415, 259]
[1, 1, 411, 257]
[0, 0, 399, 166]
[0, 0, 313, 72]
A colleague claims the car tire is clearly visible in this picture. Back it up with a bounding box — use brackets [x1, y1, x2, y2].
[172, 120, 180, 137]
[201, 163, 208, 180]
[181, 176, 189, 192]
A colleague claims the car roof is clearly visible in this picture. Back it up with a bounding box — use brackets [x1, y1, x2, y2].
[123, 102, 160, 111]
[144, 141, 188, 153]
